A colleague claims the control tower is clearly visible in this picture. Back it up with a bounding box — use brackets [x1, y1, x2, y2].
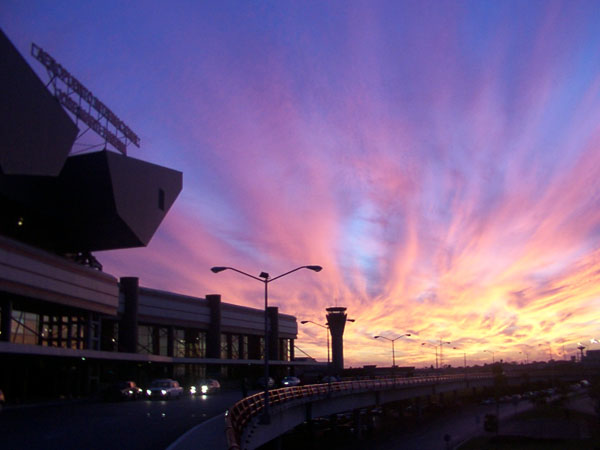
[326, 307, 349, 374]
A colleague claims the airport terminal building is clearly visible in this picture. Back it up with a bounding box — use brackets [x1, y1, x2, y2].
[0, 30, 311, 403]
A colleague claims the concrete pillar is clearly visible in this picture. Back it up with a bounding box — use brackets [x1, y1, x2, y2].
[206, 294, 221, 359]
[267, 306, 279, 361]
[289, 339, 295, 361]
[0, 296, 12, 342]
[118, 277, 139, 353]
[326, 307, 348, 375]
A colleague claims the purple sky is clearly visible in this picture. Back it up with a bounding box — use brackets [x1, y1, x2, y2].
[3, 1, 600, 367]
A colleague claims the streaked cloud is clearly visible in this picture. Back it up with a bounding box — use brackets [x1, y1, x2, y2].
[3, 1, 600, 367]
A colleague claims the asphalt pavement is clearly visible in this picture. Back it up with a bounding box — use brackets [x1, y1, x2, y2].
[0, 390, 246, 450]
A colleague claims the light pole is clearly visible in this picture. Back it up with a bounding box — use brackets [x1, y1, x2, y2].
[421, 342, 438, 369]
[519, 351, 529, 364]
[484, 349, 495, 364]
[374, 334, 411, 372]
[301, 320, 330, 372]
[211, 264, 322, 424]
[438, 339, 452, 368]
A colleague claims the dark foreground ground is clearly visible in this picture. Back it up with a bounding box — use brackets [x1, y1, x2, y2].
[459, 395, 600, 449]
[274, 392, 600, 450]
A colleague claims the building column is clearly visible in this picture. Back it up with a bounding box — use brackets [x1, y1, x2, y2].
[267, 306, 279, 361]
[206, 294, 221, 359]
[118, 277, 139, 353]
[0, 295, 12, 342]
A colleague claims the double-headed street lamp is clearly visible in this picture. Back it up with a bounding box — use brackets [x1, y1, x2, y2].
[374, 334, 411, 369]
[211, 264, 322, 424]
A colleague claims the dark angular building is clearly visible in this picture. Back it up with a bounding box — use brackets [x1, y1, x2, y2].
[0, 30, 315, 403]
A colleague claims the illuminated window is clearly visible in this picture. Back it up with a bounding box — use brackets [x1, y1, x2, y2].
[231, 335, 239, 360]
[11, 310, 39, 346]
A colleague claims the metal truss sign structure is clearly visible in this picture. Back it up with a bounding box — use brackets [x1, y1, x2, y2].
[31, 43, 140, 155]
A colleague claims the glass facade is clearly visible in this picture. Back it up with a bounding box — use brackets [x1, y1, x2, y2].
[158, 327, 168, 356]
[231, 335, 240, 359]
[220, 334, 229, 359]
[242, 335, 248, 360]
[11, 310, 39, 346]
[185, 329, 206, 358]
[10, 309, 87, 349]
[173, 328, 185, 357]
[137, 324, 153, 354]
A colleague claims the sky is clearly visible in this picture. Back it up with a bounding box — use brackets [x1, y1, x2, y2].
[3, 0, 600, 368]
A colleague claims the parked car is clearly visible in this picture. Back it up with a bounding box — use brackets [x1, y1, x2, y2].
[189, 379, 221, 395]
[106, 381, 143, 401]
[280, 376, 301, 387]
[145, 379, 183, 400]
[257, 377, 275, 389]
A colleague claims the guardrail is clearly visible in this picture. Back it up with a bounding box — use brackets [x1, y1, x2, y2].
[225, 373, 493, 449]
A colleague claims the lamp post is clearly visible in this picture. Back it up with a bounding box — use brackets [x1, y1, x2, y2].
[301, 320, 330, 372]
[421, 342, 438, 369]
[374, 334, 411, 372]
[438, 339, 452, 369]
[519, 351, 529, 364]
[484, 349, 495, 364]
[211, 264, 322, 424]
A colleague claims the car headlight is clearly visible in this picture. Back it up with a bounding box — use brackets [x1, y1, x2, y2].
[201, 385, 208, 394]
[190, 386, 197, 394]
[161, 390, 167, 395]
[146, 389, 151, 396]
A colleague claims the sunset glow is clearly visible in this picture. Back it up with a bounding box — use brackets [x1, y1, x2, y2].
[4, 1, 600, 368]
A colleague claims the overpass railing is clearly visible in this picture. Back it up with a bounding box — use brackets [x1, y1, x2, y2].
[224, 373, 493, 450]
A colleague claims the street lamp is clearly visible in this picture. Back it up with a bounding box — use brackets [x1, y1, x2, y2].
[211, 264, 322, 424]
[301, 321, 330, 371]
[438, 339, 452, 368]
[519, 351, 529, 364]
[421, 342, 439, 369]
[374, 334, 411, 370]
[484, 349, 495, 363]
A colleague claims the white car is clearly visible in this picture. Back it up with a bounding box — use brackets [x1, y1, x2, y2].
[190, 379, 221, 395]
[146, 379, 183, 400]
